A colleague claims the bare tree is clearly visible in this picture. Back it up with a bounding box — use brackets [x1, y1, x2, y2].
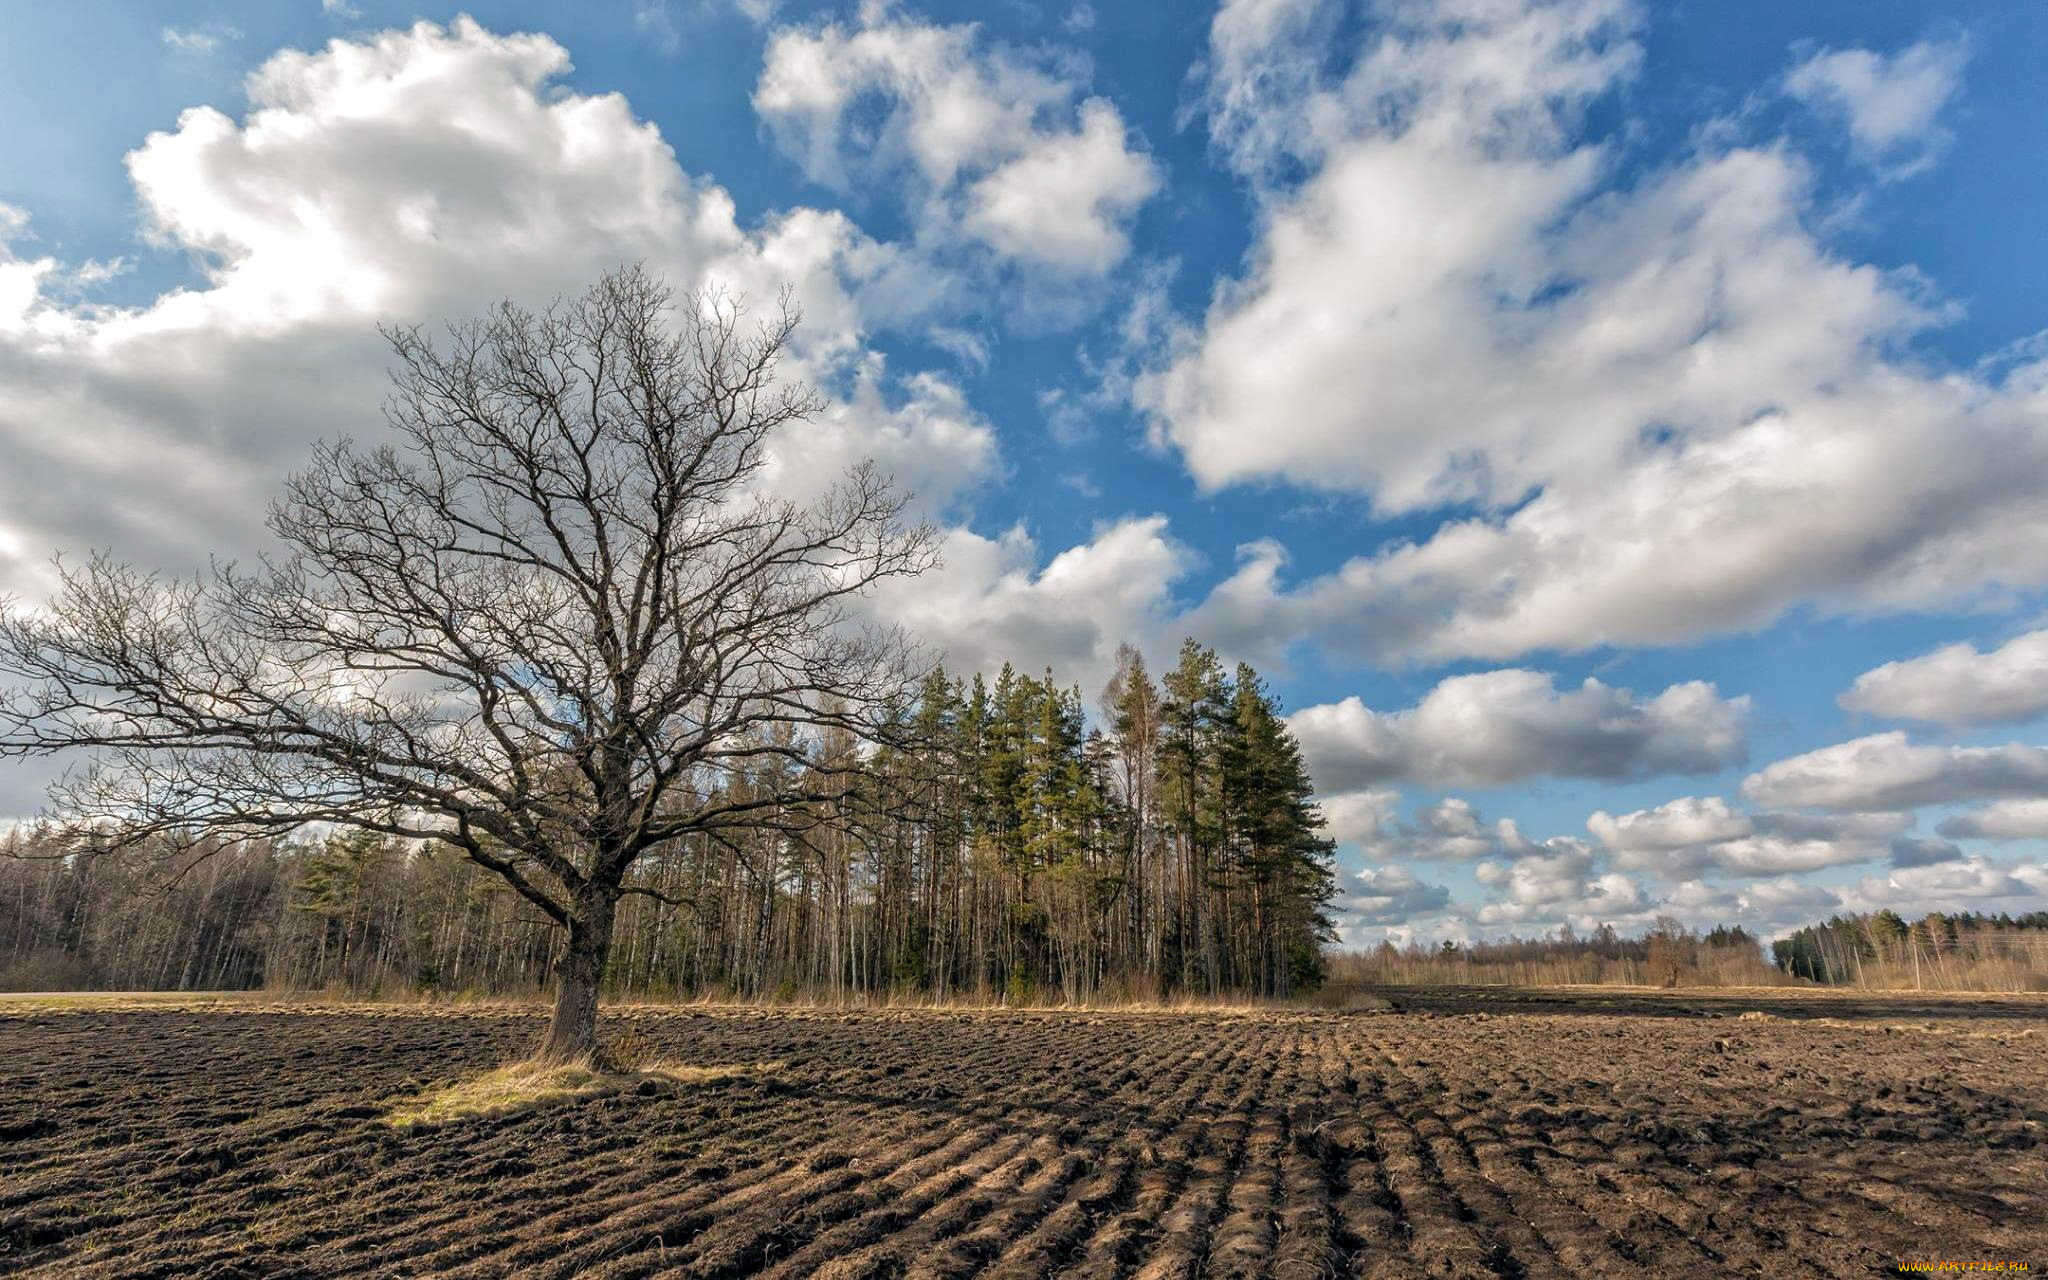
[0, 266, 936, 1061]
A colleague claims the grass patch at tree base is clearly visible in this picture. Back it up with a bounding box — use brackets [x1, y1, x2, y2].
[382, 1058, 780, 1128]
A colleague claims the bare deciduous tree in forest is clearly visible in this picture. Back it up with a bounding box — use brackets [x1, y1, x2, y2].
[0, 266, 935, 1061]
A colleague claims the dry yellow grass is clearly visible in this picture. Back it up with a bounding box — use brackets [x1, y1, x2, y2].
[0, 991, 278, 1016]
[381, 1058, 781, 1128]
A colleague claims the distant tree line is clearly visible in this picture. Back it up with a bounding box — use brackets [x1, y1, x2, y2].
[1772, 909, 2048, 992]
[1328, 918, 1786, 989]
[0, 639, 1337, 1003]
[1328, 910, 2048, 992]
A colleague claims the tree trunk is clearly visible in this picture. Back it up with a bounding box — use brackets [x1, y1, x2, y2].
[539, 885, 619, 1064]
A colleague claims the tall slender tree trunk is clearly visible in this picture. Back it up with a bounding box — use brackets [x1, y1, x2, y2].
[540, 885, 619, 1063]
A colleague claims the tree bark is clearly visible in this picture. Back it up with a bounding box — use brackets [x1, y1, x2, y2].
[539, 885, 619, 1064]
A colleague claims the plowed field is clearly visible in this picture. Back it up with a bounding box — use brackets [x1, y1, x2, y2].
[3, 990, 2044, 1277]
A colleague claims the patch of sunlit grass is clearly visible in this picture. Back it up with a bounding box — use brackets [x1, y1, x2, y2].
[0, 991, 267, 1016]
[382, 1058, 781, 1128]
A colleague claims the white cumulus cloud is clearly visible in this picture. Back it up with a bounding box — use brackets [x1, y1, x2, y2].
[866, 515, 1192, 690]
[1742, 732, 2048, 812]
[1937, 799, 2048, 842]
[1846, 857, 2046, 910]
[1289, 670, 1748, 791]
[1840, 629, 2048, 727]
[1786, 38, 1968, 174]
[1474, 842, 1644, 927]
[1587, 796, 1927, 877]
[754, 3, 1158, 276]
[1587, 795, 1754, 853]
[1350, 797, 1538, 863]
[1317, 788, 1401, 848]
[1341, 864, 1453, 927]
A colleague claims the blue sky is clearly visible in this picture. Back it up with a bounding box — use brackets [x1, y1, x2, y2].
[4, 0, 2048, 943]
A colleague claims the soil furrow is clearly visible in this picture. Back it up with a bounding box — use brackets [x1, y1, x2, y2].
[5, 995, 2046, 1278]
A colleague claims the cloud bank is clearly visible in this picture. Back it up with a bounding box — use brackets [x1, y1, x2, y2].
[1142, 0, 2046, 665]
[1291, 671, 1748, 791]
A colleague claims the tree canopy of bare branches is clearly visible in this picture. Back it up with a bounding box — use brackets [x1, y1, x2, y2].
[0, 266, 937, 1060]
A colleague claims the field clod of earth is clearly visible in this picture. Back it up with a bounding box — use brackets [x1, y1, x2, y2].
[2, 990, 2044, 1277]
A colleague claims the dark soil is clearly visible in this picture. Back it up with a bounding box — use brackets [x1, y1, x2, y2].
[2, 991, 2043, 1277]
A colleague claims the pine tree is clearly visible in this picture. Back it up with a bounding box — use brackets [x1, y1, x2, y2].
[1219, 665, 1336, 993]
[1159, 639, 1228, 990]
